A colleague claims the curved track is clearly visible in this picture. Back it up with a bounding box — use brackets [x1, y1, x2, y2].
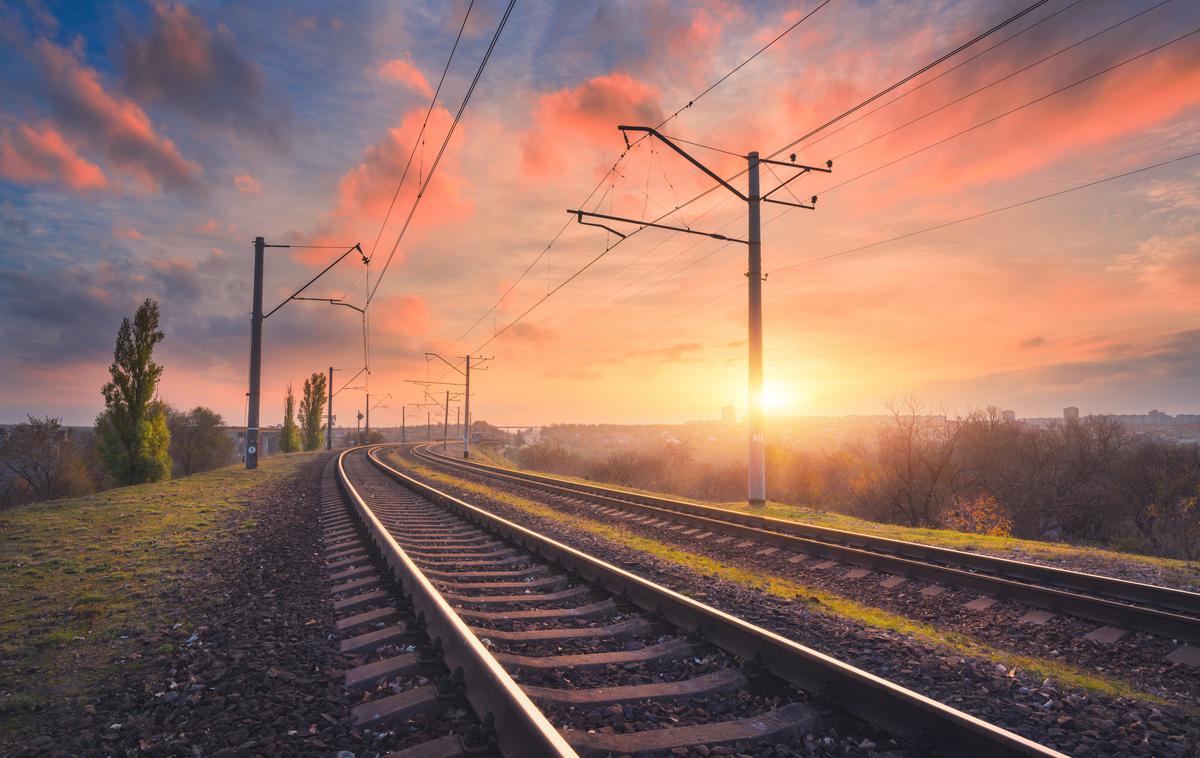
[411, 443, 1200, 647]
[336, 444, 1064, 757]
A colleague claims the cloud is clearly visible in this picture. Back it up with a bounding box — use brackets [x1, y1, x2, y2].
[234, 172, 262, 193]
[925, 329, 1200, 412]
[34, 38, 200, 192]
[372, 294, 430, 341]
[114, 226, 141, 239]
[121, 1, 283, 143]
[1020, 336, 1045, 349]
[0, 117, 107, 191]
[520, 73, 664, 179]
[311, 105, 472, 263]
[378, 58, 434, 99]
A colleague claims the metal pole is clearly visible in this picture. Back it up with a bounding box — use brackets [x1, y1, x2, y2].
[366, 392, 370, 444]
[246, 236, 264, 469]
[443, 391, 450, 452]
[402, 407, 406, 443]
[464, 355, 471, 459]
[326, 366, 333, 451]
[747, 152, 765, 507]
[427, 411, 431, 440]
[456, 407, 461, 445]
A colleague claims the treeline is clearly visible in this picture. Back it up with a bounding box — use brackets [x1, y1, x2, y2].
[2, 297, 353, 510]
[0, 407, 234, 508]
[1, 299, 230, 508]
[515, 401, 1200, 560]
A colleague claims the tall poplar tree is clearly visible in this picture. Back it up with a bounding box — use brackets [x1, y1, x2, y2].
[299, 372, 328, 451]
[280, 384, 302, 453]
[95, 298, 172, 484]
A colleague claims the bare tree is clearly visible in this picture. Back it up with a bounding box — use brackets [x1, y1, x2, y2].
[866, 398, 963, 527]
[0, 416, 94, 503]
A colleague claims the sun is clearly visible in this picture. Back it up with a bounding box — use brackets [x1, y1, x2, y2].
[760, 380, 795, 413]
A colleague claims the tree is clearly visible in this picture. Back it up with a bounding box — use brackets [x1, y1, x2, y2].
[280, 384, 302, 453]
[864, 398, 962, 527]
[95, 298, 172, 485]
[167, 406, 235, 475]
[299, 372, 327, 451]
[0, 416, 94, 504]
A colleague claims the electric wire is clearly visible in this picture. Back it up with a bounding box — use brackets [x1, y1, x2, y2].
[446, 0, 834, 350]
[367, 0, 516, 305]
[471, 0, 1054, 353]
[365, 1, 476, 263]
[548, 148, 1200, 370]
[817, 24, 1200, 199]
[544, 0, 1173, 339]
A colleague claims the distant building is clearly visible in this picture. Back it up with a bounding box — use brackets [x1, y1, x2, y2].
[1001, 409, 1016, 423]
[1148, 409, 1169, 418]
[1063, 406, 1080, 421]
[721, 405, 736, 424]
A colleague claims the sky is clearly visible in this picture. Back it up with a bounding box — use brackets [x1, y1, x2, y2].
[1, 0, 1199, 428]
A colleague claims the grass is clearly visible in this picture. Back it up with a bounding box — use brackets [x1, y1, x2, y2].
[471, 451, 1200, 589]
[0, 451, 325, 729]
[392, 451, 1190, 710]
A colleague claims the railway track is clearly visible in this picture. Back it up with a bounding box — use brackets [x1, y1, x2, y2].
[410, 443, 1200, 654]
[332, 444, 1062, 757]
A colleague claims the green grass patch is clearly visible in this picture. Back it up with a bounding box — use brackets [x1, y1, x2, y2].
[0, 451, 324, 729]
[393, 451, 1184, 709]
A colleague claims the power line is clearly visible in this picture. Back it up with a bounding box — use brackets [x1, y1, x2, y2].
[472, 0, 1053, 352]
[545, 148, 1200, 370]
[367, 0, 517, 305]
[366, 0, 476, 262]
[553, 0, 1172, 337]
[447, 0, 834, 351]
[772, 149, 1200, 274]
[817, 23, 1200, 199]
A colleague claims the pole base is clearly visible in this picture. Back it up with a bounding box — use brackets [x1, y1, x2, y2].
[748, 499, 765, 509]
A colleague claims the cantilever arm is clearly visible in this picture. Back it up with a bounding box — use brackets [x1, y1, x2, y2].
[618, 125, 746, 201]
[568, 209, 747, 244]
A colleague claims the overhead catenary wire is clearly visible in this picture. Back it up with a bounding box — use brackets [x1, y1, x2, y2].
[536, 0, 1173, 340]
[367, 0, 517, 306]
[365, 0, 476, 263]
[446, 0, 834, 351]
[546, 148, 1200, 370]
[471, 0, 1055, 353]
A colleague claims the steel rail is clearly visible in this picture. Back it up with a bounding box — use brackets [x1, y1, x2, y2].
[335, 447, 576, 758]
[369, 445, 1065, 757]
[412, 445, 1200, 643]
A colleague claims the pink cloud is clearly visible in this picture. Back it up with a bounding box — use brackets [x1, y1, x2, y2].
[373, 294, 430, 338]
[0, 118, 107, 191]
[114, 226, 142, 239]
[521, 73, 664, 180]
[378, 59, 434, 99]
[308, 106, 472, 264]
[35, 38, 201, 191]
[234, 172, 263, 193]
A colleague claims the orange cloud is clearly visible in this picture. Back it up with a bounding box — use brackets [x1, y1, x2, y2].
[114, 226, 142, 239]
[234, 172, 263, 193]
[521, 73, 664, 179]
[35, 38, 200, 191]
[373, 294, 430, 338]
[0, 118, 107, 191]
[309, 106, 472, 264]
[378, 59, 434, 99]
